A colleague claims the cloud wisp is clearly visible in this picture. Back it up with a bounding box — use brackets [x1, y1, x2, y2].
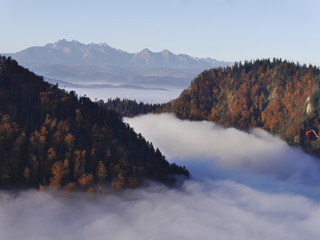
[2, 113, 320, 240]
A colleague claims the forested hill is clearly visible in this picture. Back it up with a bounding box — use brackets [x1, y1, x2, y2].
[0, 56, 189, 190]
[156, 59, 320, 154]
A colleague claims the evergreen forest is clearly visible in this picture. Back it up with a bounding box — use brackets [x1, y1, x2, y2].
[0, 56, 189, 190]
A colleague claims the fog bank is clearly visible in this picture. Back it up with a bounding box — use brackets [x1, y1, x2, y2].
[125, 114, 320, 186]
[64, 87, 182, 104]
[2, 113, 320, 239]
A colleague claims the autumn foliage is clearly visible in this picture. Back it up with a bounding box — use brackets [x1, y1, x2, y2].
[157, 59, 320, 154]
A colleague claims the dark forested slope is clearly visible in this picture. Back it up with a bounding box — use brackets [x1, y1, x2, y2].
[0, 56, 189, 190]
[157, 59, 320, 154]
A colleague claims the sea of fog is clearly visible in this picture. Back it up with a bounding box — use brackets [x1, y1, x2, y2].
[2, 114, 320, 239]
[64, 87, 183, 104]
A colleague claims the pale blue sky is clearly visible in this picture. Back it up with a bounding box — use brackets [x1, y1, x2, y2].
[1, 0, 319, 65]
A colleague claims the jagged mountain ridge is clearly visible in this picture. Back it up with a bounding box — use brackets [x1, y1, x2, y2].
[4, 40, 232, 88]
[12, 40, 131, 67]
[7, 39, 230, 69]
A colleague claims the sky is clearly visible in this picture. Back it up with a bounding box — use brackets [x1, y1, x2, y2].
[1, 0, 320, 66]
[2, 114, 320, 239]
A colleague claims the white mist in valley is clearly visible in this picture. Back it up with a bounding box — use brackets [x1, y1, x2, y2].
[2, 113, 320, 240]
[125, 114, 320, 186]
[64, 87, 183, 104]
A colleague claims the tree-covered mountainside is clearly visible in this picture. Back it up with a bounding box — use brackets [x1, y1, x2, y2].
[102, 98, 162, 117]
[0, 56, 189, 190]
[156, 59, 320, 154]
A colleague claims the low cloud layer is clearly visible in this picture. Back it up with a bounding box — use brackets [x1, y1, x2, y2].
[1, 180, 320, 240]
[125, 114, 320, 186]
[2, 113, 320, 239]
[65, 87, 182, 103]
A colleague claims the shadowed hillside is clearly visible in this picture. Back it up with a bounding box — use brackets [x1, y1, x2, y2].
[0, 56, 189, 190]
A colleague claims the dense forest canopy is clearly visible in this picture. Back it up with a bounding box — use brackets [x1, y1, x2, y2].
[156, 59, 320, 155]
[102, 98, 162, 118]
[0, 56, 189, 191]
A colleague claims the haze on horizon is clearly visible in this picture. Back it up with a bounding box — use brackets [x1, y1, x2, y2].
[1, 0, 320, 66]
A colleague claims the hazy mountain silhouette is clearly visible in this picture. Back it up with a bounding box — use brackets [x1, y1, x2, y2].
[4, 40, 232, 88]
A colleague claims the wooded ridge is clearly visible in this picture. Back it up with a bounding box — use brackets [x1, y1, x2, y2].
[156, 59, 320, 155]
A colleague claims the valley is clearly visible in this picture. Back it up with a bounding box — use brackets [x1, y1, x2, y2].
[1, 1, 320, 238]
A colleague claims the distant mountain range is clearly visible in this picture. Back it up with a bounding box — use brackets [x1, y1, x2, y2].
[4, 40, 232, 88]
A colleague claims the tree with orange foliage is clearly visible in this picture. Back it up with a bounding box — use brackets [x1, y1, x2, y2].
[49, 160, 70, 188]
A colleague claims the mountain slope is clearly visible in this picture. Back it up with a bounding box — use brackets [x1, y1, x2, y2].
[0, 56, 189, 189]
[157, 59, 320, 154]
